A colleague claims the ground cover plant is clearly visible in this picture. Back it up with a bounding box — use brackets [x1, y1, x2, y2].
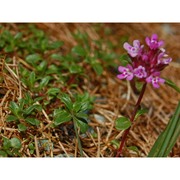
[0, 23, 180, 157]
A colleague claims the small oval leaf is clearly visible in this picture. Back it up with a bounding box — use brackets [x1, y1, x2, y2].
[54, 110, 72, 126]
[72, 45, 86, 57]
[10, 137, 22, 149]
[18, 123, 27, 132]
[115, 116, 131, 130]
[26, 118, 40, 126]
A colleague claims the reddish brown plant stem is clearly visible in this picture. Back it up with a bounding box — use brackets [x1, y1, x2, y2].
[116, 83, 147, 157]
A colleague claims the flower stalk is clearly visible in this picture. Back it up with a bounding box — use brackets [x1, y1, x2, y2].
[116, 83, 147, 157]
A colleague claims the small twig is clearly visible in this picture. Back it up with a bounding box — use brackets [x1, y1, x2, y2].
[35, 101, 51, 124]
[74, 137, 78, 157]
[105, 121, 114, 142]
[0, 126, 18, 131]
[0, 90, 11, 107]
[96, 127, 101, 157]
[34, 136, 40, 157]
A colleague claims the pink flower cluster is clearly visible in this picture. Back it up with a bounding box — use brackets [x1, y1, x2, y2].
[117, 34, 172, 88]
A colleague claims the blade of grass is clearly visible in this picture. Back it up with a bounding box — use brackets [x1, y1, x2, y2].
[148, 101, 180, 157]
[164, 110, 180, 156]
[157, 101, 180, 157]
[148, 131, 166, 157]
[164, 78, 180, 93]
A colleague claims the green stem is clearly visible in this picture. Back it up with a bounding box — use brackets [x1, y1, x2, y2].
[73, 117, 83, 157]
[116, 83, 147, 157]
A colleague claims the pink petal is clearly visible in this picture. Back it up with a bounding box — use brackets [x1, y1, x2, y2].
[151, 34, 158, 40]
[118, 66, 126, 72]
[158, 78, 165, 84]
[133, 40, 140, 47]
[152, 82, 160, 88]
[130, 52, 137, 57]
[127, 64, 133, 71]
[163, 58, 172, 64]
[146, 76, 152, 83]
[158, 52, 165, 59]
[123, 42, 131, 51]
[145, 37, 150, 46]
[158, 40, 164, 47]
[126, 73, 134, 80]
[117, 74, 126, 79]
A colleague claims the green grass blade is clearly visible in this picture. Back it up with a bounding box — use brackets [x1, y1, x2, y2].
[157, 102, 180, 157]
[148, 131, 166, 157]
[164, 78, 180, 93]
[163, 111, 180, 156]
[148, 101, 180, 157]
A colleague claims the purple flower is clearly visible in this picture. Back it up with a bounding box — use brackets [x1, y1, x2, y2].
[145, 34, 164, 50]
[117, 65, 134, 80]
[123, 40, 143, 57]
[118, 34, 171, 89]
[158, 52, 172, 65]
[146, 72, 165, 88]
[134, 65, 147, 78]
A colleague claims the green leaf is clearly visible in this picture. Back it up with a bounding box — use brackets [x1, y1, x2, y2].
[76, 112, 88, 120]
[28, 143, 35, 150]
[76, 118, 89, 133]
[148, 101, 180, 157]
[26, 118, 40, 126]
[23, 104, 42, 115]
[135, 108, 148, 120]
[59, 93, 73, 110]
[30, 150, 34, 154]
[9, 101, 20, 117]
[119, 54, 132, 66]
[111, 139, 120, 149]
[29, 71, 36, 88]
[46, 64, 59, 74]
[47, 88, 60, 96]
[3, 138, 11, 150]
[6, 115, 18, 122]
[38, 76, 51, 90]
[48, 41, 64, 49]
[92, 63, 103, 75]
[127, 146, 139, 154]
[0, 150, 8, 157]
[19, 98, 26, 110]
[164, 78, 180, 93]
[18, 123, 27, 132]
[10, 137, 22, 149]
[24, 92, 33, 105]
[26, 54, 41, 65]
[14, 32, 22, 40]
[36, 61, 47, 72]
[69, 64, 82, 74]
[54, 110, 72, 126]
[4, 45, 14, 53]
[0, 40, 5, 48]
[115, 116, 132, 130]
[79, 102, 91, 112]
[73, 101, 82, 112]
[51, 53, 62, 60]
[72, 45, 86, 57]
